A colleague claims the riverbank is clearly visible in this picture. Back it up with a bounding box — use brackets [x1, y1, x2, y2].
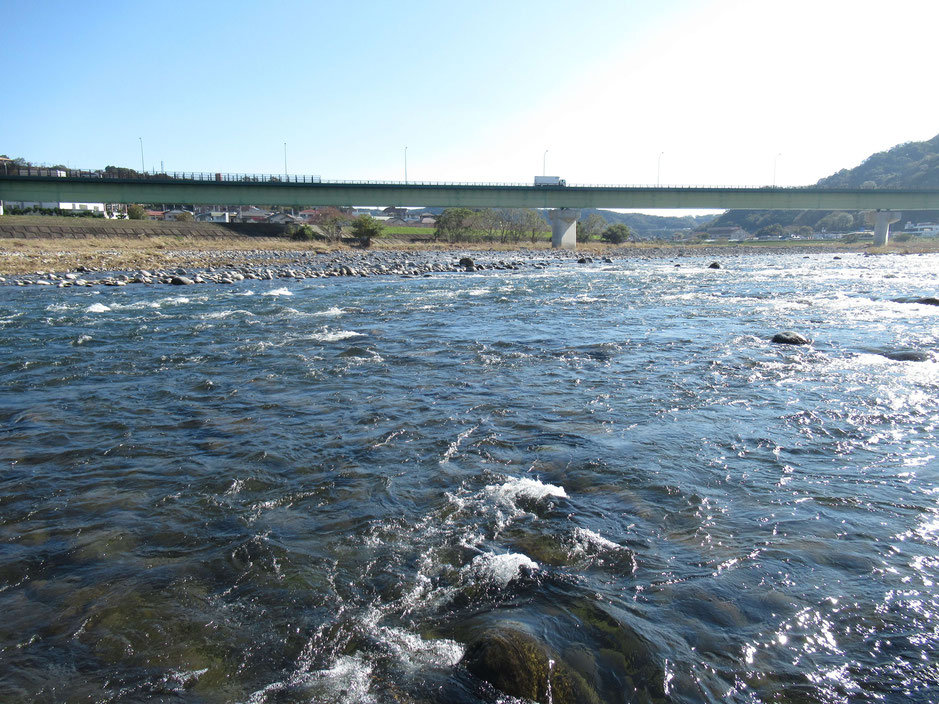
[1, 216, 936, 280]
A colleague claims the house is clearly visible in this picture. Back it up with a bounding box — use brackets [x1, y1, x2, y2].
[196, 211, 232, 223]
[145, 210, 165, 220]
[164, 209, 195, 221]
[384, 217, 408, 227]
[267, 212, 304, 225]
[706, 226, 750, 240]
[382, 206, 407, 219]
[234, 206, 270, 223]
[419, 215, 436, 226]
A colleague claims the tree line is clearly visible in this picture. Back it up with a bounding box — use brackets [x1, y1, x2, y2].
[433, 208, 631, 244]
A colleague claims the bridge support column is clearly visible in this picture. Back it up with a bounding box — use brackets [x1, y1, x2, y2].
[551, 208, 580, 249]
[871, 209, 901, 246]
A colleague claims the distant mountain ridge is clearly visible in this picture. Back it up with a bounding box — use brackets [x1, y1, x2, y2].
[706, 132, 939, 233]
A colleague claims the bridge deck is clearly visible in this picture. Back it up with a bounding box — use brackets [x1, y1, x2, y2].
[3, 174, 939, 210]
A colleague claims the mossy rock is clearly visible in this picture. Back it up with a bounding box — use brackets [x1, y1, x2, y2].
[569, 600, 667, 703]
[461, 626, 600, 704]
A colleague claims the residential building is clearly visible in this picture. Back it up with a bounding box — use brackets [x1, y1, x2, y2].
[196, 211, 232, 223]
[234, 206, 270, 223]
[163, 209, 195, 221]
[267, 212, 304, 225]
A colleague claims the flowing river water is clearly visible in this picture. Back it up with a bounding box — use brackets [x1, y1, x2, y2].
[1, 252, 937, 703]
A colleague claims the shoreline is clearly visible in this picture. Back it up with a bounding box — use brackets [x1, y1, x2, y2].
[0, 233, 935, 286]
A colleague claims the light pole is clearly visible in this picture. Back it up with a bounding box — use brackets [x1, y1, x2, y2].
[543, 149, 548, 177]
[657, 151, 664, 186]
[139, 137, 145, 173]
[773, 152, 782, 187]
[404, 146, 408, 183]
[284, 142, 288, 180]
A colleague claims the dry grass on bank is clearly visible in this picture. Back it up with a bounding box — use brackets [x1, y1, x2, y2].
[0, 236, 330, 276]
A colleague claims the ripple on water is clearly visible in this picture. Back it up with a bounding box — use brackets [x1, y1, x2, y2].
[1, 253, 939, 701]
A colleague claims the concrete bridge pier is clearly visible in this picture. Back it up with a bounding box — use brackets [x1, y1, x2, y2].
[551, 208, 580, 249]
[871, 209, 901, 246]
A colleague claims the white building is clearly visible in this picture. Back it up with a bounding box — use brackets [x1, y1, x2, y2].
[903, 222, 939, 237]
[3, 200, 111, 215]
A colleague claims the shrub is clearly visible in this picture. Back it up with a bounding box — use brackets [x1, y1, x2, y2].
[291, 224, 316, 241]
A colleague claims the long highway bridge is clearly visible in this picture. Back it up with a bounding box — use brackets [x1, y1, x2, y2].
[3, 168, 939, 247]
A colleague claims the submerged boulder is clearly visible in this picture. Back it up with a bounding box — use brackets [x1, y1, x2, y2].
[915, 297, 939, 306]
[708, 261, 721, 269]
[461, 627, 600, 704]
[771, 331, 811, 345]
[880, 350, 932, 362]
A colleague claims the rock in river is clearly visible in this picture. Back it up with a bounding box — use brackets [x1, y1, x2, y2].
[171, 276, 195, 286]
[771, 331, 811, 345]
[880, 349, 932, 362]
[461, 627, 600, 704]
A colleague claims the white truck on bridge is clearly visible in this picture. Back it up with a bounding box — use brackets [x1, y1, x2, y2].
[534, 176, 566, 187]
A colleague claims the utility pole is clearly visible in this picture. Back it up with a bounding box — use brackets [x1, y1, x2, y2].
[139, 137, 145, 173]
[284, 142, 288, 180]
[543, 149, 548, 177]
[404, 146, 408, 183]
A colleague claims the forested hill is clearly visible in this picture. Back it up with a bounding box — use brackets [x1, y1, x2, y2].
[706, 132, 939, 233]
[817, 133, 939, 189]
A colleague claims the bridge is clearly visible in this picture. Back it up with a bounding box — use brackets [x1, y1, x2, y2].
[3, 169, 939, 247]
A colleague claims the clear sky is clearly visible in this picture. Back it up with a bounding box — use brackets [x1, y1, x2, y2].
[3, 0, 938, 189]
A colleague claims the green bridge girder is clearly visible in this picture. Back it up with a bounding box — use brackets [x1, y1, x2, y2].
[3, 175, 939, 211]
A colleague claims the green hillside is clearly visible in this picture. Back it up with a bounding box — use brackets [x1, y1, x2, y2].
[707, 132, 939, 233]
[817, 133, 939, 189]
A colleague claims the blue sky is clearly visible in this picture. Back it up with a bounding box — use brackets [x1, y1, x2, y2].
[4, 0, 939, 189]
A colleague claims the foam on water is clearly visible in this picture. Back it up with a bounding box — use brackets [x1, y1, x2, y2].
[263, 287, 293, 297]
[314, 306, 346, 317]
[85, 302, 111, 313]
[203, 309, 255, 319]
[466, 551, 539, 587]
[306, 328, 363, 342]
[571, 527, 621, 553]
[486, 476, 568, 503]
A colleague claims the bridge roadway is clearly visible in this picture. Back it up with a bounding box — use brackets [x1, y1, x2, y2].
[3, 173, 939, 211]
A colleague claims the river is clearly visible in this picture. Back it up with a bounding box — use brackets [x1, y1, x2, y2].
[1, 252, 937, 703]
